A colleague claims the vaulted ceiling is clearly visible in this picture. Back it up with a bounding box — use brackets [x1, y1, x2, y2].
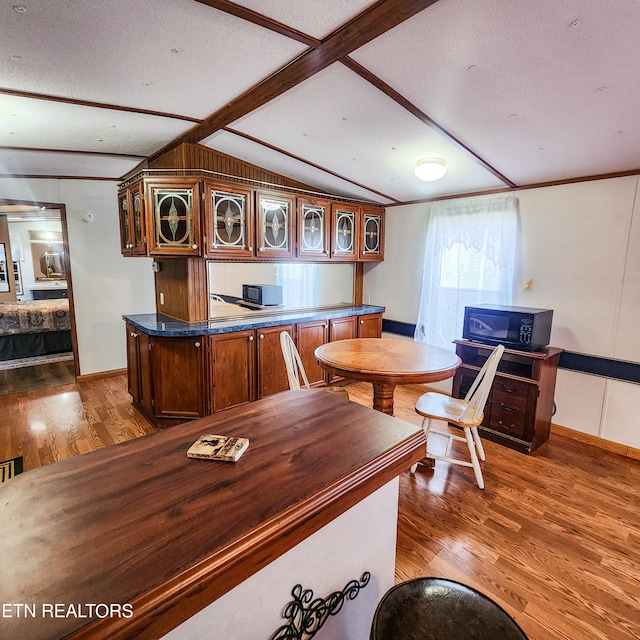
[2, 0, 640, 205]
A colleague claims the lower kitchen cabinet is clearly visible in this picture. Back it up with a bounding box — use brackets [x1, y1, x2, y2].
[209, 330, 256, 413]
[125, 312, 383, 427]
[152, 336, 207, 420]
[209, 325, 294, 413]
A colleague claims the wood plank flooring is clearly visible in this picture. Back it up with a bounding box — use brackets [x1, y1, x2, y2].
[0, 359, 76, 395]
[2, 376, 639, 639]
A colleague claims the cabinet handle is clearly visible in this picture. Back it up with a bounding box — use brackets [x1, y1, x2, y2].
[192, 244, 198, 249]
[249, 335, 254, 341]
[501, 386, 517, 393]
[498, 420, 516, 429]
[259, 334, 264, 339]
[194, 341, 201, 348]
[360, 319, 364, 324]
[248, 246, 253, 251]
[500, 403, 517, 412]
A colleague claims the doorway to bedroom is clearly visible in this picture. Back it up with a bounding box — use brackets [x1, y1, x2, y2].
[0, 200, 76, 395]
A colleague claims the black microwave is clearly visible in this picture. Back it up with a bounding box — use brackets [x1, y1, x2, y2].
[462, 304, 553, 351]
[242, 284, 283, 306]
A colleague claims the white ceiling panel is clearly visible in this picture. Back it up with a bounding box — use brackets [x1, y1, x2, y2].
[231, 0, 380, 39]
[0, 148, 143, 179]
[1, 0, 306, 119]
[0, 95, 194, 157]
[224, 63, 506, 201]
[351, 0, 640, 185]
[201, 129, 393, 204]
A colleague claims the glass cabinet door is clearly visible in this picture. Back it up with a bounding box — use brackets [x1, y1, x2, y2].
[297, 197, 330, 259]
[359, 207, 384, 261]
[330, 203, 359, 260]
[204, 182, 254, 258]
[256, 190, 295, 259]
[118, 188, 132, 254]
[147, 178, 201, 256]
[129, 181, 147, 256]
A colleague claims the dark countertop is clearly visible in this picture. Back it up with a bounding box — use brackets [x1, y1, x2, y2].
[123, 304, 385, 337]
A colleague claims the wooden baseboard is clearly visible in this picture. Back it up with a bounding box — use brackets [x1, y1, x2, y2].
[76, 368, 127, 383]
[551, 423, 640, 461]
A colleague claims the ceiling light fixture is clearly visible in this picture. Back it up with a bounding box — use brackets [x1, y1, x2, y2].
[414, 157, 447, 181]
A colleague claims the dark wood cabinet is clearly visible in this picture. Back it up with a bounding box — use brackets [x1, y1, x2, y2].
[255, 190, 295, 259]
[452, 340, 562, 454]
[296, 197, 330, 260]
[118, 180, 147, 256]
[329, 316, 357, 342]
[358, 206, 384, 261]
[203, 181, 255, 259]
[357, 312, 383, 338]
[256, 325, 294, 398]
[125, 312, 383, 427]
[297, 319, 330, 386]
[126, 324, 153, 417]
[330, 203, 359, 260]
[151, 336, 207, 419]
[209, 330, 256, 412]
[146, 178, 202, 256]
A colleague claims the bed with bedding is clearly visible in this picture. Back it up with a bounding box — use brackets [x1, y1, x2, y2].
[0, 299, 72, 361]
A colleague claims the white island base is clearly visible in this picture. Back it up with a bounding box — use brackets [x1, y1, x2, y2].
[162, 478, 399, 640]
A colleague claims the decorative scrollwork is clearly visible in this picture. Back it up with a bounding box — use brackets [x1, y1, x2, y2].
[269, 572, 370, 640]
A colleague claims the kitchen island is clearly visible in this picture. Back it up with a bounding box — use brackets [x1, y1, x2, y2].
[123, 304, 385, 427]
[1, 390, 425, 640]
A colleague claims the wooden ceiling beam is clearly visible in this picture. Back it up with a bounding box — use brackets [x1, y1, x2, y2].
[149, 0, 441, 162]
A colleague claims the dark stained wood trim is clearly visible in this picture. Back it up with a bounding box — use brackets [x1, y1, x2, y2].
[0, 87, 202, 123]
[149, 0, 442, 161]
[386, 168, 640, 206]
[222, 127, 399, 203]
[0, 145, 144, 160]
[341, 57, 517, 189]
[193, 0, 321, 47]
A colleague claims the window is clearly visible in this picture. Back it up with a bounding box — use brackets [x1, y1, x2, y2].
[414, 195, 519, 350]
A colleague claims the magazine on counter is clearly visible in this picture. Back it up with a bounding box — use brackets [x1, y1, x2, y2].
[186, 434, 249, 462]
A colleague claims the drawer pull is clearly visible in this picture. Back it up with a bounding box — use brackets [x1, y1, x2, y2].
[501, 386, 517, 393]
[498, 420, 516, 429]
[500, 403, 517, 412]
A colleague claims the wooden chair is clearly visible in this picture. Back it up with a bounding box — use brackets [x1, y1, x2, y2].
[411, 344, 505, 489]
[279, 331, 349, 399]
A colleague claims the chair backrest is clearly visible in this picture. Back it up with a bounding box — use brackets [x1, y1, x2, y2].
[280, 331, 311, 391]
[459, 344, 505, 424]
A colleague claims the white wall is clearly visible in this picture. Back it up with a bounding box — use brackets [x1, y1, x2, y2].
[0, 178, 156, 375]
[366, 176, 640, 448]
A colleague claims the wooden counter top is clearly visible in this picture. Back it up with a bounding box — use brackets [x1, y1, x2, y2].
[0, 390, 425, 640]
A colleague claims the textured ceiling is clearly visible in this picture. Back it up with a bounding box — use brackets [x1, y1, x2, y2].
[2, 0, 640, 204]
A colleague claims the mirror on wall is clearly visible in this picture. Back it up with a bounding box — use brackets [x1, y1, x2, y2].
[207, 262, 355, 318]
[29, 230, 66, 281]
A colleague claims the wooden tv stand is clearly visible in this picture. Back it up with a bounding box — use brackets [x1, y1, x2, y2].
[452, 340, 563, 455]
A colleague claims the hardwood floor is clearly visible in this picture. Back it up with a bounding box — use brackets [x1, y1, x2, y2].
[2, 376, 639, 639]
[0, 374, 154, 470]
[0, 359, 76, 396]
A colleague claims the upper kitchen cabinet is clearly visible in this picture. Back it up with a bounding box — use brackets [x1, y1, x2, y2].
[255, 190, 295, 259]
[330, 203, 359, 261]
[146, 178, 202, 257]
[203, 181, 255, 259]
[358, 206, 385, 262]
[118, 180, 147, 256]
[296, 197, 330, 260]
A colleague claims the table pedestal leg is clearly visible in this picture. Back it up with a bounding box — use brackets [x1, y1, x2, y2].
[372, 383, 395, 415]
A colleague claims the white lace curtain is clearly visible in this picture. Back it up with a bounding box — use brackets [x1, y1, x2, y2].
[276, 263, 318, 308]
[414, 194, 519, 350]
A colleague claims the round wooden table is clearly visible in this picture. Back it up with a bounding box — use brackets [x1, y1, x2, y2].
[315, 338, 461, 415]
